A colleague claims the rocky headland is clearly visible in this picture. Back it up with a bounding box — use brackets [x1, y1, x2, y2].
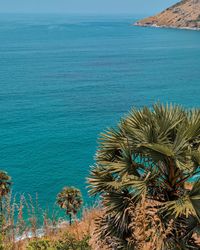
[135, 0, 200, 30]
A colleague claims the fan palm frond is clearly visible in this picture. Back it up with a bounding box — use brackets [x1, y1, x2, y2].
[88, 103, 200, 247]
[56, 186, 82, 225]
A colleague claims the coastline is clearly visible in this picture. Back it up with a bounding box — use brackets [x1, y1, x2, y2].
[134, 22, 200, 31]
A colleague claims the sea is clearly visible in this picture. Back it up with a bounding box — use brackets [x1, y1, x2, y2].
[0, 14, 200, 210]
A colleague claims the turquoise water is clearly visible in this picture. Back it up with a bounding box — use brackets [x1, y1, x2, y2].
[0, 14, 200, 208]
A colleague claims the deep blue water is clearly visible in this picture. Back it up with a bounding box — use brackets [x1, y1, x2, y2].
[0, 14, 200, 209]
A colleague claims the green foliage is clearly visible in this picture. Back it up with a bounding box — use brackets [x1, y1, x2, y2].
[27, 239, 52, 250]
[0, 171, 11, 234]
[56, 187, 83, 225]
[0, 171, 11, 199]
[26, 235, 91, 250]
[54, 234, 91, 250]
[0, 234, 3, 250]
[88, 103, 200, 249]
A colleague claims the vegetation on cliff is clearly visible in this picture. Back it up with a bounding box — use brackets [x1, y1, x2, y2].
[0, 103, 200, 249]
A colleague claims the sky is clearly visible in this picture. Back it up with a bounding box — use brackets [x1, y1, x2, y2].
[0, 0, 179, 15]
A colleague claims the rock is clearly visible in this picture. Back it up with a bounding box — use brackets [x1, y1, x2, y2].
[135, 0, 200, 30]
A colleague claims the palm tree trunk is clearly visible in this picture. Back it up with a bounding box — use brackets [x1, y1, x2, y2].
[0, 198, 2, 234]
[69, 213, 72, 226]
[0, 198, 2, 215]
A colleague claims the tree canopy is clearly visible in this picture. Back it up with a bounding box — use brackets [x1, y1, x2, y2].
[89, 103, 200, 249]
[57, 187, 83, 225]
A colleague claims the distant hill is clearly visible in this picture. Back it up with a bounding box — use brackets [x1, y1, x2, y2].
[135, 0, 200, 30]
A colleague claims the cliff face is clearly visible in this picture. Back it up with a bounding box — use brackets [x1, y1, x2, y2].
[136, 0, 200, 30]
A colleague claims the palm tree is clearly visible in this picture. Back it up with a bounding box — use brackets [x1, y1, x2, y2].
[88, 103, 200, 249]
[0, 171, 11, 214]
[0, 171, 11, 234]
[56, 187, 83, 225]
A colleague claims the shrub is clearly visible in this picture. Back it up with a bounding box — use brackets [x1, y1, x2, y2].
[26, 234, 91, 250]
[27, 239, 52, 250]
[54, 234, 91, 250]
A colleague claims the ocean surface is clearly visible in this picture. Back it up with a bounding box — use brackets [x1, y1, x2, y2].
[0, 14, 200, 209]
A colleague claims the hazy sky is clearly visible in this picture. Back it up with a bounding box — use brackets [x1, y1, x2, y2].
[0, 0, 179, 14]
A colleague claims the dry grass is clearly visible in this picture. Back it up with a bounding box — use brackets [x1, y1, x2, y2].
[128, 197, 174, 250]
[1, 192, 200, 249]
[12, 207, 104, 250]
[0, 191, 105, 250]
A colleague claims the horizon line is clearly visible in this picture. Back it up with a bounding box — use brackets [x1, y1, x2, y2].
[0, 11, 151, 16]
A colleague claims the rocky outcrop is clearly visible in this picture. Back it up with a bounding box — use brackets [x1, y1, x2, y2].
[135, 0, 200, 30]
